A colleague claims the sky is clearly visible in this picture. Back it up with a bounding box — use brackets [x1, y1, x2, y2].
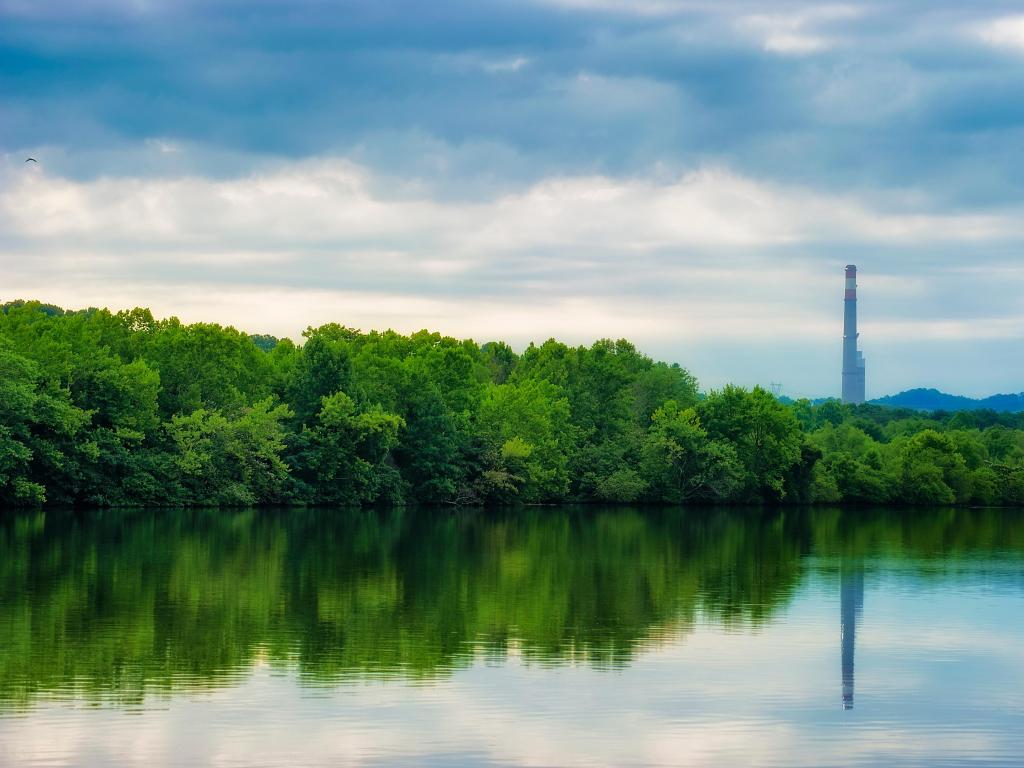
[2, 0, 1024, 398]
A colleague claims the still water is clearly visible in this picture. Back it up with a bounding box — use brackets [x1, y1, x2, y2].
[1, 506, 1023, 767]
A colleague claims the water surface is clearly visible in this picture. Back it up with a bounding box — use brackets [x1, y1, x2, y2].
[1, 506, 1023, 766]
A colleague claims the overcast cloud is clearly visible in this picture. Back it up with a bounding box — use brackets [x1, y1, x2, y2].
[2, 0, 1024, 396]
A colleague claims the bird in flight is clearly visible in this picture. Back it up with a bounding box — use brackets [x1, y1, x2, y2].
[25, 158, 37, 163]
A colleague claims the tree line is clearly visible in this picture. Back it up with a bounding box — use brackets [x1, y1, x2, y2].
[2, 300, 1023, 508]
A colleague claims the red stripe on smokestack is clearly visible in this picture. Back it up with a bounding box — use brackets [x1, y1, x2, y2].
[845, 289, 856, 299]
[845, 265, 857, 278]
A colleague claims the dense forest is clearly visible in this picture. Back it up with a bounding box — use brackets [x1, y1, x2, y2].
[2, 300, 1024, 508]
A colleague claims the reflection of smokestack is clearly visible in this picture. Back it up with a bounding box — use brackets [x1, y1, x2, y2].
[840, 562, 864, 710]
[841, 265, 866, 404]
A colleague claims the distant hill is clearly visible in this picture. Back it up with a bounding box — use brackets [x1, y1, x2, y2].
[870, 388, 1024, 413]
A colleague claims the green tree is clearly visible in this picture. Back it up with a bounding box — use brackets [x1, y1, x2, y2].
[288, 326, 357, 425]
[0, 344, 45, 504]
[296, 392, 404, 505]
[167, 399, 292, 505]
[894, 430, 971, 505]
[476, 380, 572, 501]
[698, 386, 804, 502]
[641, 400, 742, 503]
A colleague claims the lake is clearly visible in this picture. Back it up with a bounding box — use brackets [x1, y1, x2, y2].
[1, 506, 1023, 767]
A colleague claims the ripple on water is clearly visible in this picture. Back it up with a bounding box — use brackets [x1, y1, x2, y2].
[1, 506, 1024, 767]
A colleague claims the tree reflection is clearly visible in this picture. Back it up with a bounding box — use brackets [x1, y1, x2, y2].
[0, 505, 1022, 708]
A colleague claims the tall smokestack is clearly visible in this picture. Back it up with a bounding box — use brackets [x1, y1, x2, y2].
[841, 265, 866, 404]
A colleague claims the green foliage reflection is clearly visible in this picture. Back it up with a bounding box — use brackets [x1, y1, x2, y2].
[2, 506, 1022, 708]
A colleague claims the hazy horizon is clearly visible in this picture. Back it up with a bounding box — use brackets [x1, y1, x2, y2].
[3, 1, 1024, 398]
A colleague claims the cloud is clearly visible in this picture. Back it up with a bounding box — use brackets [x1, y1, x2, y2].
[4, 160, 1016, 252]
[3, 157, 1024, 399]
[4, 0, 1024, 205]
[528, 0, 697, 15]
[145, 138, 183, 154]
[4, 0, 1024, 396]
[975, 15, 1024, 52]
[738, 5, 862, 55]
[481, 55, 530, 73]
